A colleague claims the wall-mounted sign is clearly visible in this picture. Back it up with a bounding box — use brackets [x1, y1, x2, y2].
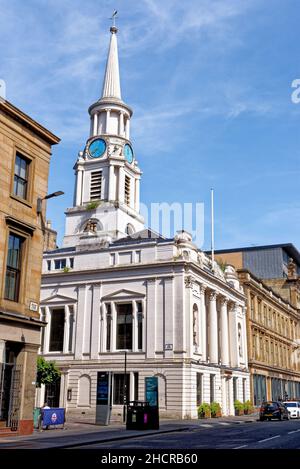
[29, 301, 38, 312]
[164, 343, 173, 351]
[145, 376, 158, 407]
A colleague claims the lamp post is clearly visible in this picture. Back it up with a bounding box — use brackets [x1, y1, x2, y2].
[123, 350, 127, 423]
[37, 191, 64, 214]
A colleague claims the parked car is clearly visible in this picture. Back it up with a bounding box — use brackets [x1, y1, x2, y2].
[283, 401, 300, 419]
[259, 401, 290, 421]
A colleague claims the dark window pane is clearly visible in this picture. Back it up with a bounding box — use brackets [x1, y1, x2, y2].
[49, 308, 65, 352]
[13, 154, 29, 200]
[116, 304, 132, 350]
[4, 233, 24, 301]
[69, 258, 74, 268]
[113, 374, 130, 405]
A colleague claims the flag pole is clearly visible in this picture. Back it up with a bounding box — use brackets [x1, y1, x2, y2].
[211, 188, 215, 269]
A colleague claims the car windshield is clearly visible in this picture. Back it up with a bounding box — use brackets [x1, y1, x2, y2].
[262, 402, 278, 410]
[284, 402, 297, 407]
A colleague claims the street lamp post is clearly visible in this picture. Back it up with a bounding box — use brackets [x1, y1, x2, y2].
[37, 191, 64, 214]
[123, 350, 127, 423]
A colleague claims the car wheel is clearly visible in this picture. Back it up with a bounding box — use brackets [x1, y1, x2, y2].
[259, 417, 265, 421]
[279, 414, 282, 421]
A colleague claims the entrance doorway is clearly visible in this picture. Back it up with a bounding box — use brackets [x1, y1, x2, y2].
[45, 378, 61, 407]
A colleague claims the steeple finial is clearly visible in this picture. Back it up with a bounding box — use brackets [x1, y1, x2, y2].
[110, 10, 118, 34]
[101, 11, 121, 100]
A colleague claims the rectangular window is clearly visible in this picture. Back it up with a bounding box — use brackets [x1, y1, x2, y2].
[137, 301, 143, 351]
[49, 308, 65, 352]
[210, 374, 215, 403]
[125, 175, 130, 205]
[47, 260, 51, 271]
[196, 373, 203, 406]
[116, 303, 133, 350]
[113, 373, 130, 405]
[68, 306, 74, 352]
[90, 170, 102, 200]
[4, 233, 24, 301]
[106, 304, 112, 351]
[54, 258, 66, 270]
[69, 258, 74, 269]
[13, 153, 30, 199]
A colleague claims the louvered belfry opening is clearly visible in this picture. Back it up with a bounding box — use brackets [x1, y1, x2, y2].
[90, 170, 102, 200]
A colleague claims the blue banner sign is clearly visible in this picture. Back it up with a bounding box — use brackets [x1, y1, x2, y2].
[42, 408, 65, 426]
[145, 376, 158, 407]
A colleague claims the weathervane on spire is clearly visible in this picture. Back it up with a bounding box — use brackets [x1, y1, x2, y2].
[110, 10, 118, 33]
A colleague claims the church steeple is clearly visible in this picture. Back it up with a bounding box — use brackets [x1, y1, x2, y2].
[63, 24, 144, 248]
[101, 26, 122, 101]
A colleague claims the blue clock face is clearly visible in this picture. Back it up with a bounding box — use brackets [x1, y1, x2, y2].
[124, 144, 134, 164]
[88, 138, 106, 158]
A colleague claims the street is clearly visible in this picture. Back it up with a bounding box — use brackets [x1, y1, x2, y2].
[72, 419, 300, 449]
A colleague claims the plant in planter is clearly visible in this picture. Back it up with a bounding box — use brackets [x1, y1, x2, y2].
[234, 400, 244, 416]
[210, 401, 222, 418]
[198, 403, 211, 419]
[243, 400, 254, 415]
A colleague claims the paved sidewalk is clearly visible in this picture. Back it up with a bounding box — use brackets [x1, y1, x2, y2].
[0, 413, 259, 449]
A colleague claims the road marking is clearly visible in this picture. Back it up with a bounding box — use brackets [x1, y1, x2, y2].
[200, 424, 213, 428]
[258, 435, 280, 443]
[218, 422, 230, 426]
[288, 429, 300, 434]
[234, 444, 248, 449]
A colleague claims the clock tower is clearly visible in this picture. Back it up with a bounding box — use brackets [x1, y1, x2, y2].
[63, 25, 144, 247]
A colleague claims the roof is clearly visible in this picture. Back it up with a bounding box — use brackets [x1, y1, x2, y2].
[0, 99, 60, 145]
[210, 243, 300, 266]
[101, 27, 122, 101]
[112, 228, 168, 246]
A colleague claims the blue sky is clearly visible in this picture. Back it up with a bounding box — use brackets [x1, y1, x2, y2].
[1, 0, 300, 250]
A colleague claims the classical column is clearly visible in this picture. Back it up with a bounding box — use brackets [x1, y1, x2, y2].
[111, 302, 117, 352]
[108, 164, 115, 201]
[199, 285, 207, 360]
[0, 340, 6, 363]
[93, 112, 98, 136]
[135, 177, 140, 212]
[119, 111, 124, 136]
[146, 278, 156, 358]
[63, 305, 70, 354]
[125, 117, 130, 139]
[91, 284, 101, 359]
[228, 303, 239, 367]
[220, 298, 230, 366]
[74, 285, 86, 360]
[118, 167, 125, 203]
[105, 108, 111, 133]
[75, 167, 83, 206]
[132, 301, 138, 352]
[44, 306, 51, 353]
[208, 291, 218, 364]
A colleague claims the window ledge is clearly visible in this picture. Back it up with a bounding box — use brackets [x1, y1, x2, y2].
[10, 193, 33, 208]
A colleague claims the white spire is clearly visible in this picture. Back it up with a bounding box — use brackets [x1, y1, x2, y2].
[101, 26, 122, 100]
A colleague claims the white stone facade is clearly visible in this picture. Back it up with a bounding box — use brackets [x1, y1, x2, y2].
[38, 26, 250, 421]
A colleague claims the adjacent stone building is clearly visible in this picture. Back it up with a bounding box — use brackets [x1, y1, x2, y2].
[214, 246, 300, 405]
[37, 26, 250, 421]
[0, 98, 59, 435]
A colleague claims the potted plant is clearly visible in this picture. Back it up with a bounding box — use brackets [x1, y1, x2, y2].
[210, 401, 222, 418]
[243, 400, 254, 415]
[234, 400, 244, 416]
[198, 403, 211, 419]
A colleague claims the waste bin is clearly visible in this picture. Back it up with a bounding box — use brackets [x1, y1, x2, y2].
[33, 407, 41, 429]
[126, 401, 159, 430]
